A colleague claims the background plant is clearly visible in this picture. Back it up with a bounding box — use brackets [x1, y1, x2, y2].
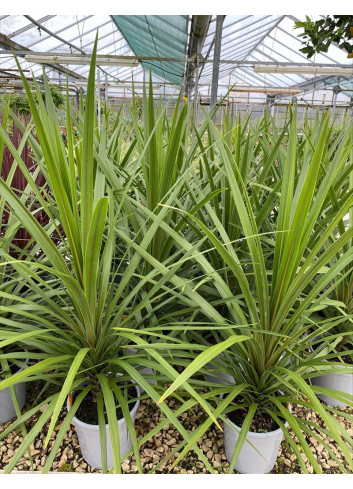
[155, 110, 353, 473]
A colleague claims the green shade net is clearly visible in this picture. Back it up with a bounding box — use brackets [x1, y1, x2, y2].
[111, 15, 189, 84]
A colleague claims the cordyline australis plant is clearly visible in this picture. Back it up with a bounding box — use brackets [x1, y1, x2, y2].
[150, 110, 353, 473]
[86, 75, 228, 315]
[190, 110, 288, 296]
[124, 77, 223, 265]
[0, 37, 248, 474]
[0, 102, 56, 376]
[310, 154, 353, 358]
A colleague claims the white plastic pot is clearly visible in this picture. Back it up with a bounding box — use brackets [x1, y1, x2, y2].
[221, 391, 289, 474]
[224, 411, 288, 474]
[67, 382, 141, 469]
[311, 365, 353, 408]
[309, 339, 353, 408]
[0, 364, 27, 424]
[0, 380, 26, 424]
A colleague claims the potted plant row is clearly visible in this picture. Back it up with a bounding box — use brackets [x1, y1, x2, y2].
[152, 110, 353, 473]
[0, 41, 353, 475]
[0, 40, 218, 474]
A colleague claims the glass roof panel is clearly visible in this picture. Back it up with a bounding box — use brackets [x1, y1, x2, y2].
[1, 15, 353, 92]
[22, 16, 112, 53]
[219, 16, 353, 89]
[198, 15, 284, 86]
[12, 16, 79, 48]
[0, 16, 30, 36]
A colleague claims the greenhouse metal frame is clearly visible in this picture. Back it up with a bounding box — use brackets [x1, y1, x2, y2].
[0, 14, 352, 120]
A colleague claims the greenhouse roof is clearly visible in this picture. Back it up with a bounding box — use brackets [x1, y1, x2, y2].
[0, 14, 352, 95]
[111, 15, 189, 84]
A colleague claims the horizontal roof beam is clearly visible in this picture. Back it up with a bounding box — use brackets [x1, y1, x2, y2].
[24, 15, 85, 54]
[0, 33, 86, 80]
[7, 15, 56, 39]
[25, 15, 95, 50]
[2, 51, 353, 68]
[23, 16, 125, 83]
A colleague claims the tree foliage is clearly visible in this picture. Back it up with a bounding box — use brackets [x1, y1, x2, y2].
[295, 15, 353, 58]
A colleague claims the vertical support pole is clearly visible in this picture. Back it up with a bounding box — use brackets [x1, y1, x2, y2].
[210, 15, 224, 111]
[193, 53, 200, 126]
[271, 101, 276, 118]
[332, 92, 338, 118]
[266, 94, 275, 118]
[342, 108, 346, 125]
[105, 73, 108, 104]
[79, 87, 83, 110]
[332, 85, 340, 120]
[43, 67, 47, 110]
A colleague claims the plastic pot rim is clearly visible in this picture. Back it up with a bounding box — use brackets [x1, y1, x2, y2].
[309, 337, 353, 376]
[67, 376, 141, 430]
[221, 392, 291, 437]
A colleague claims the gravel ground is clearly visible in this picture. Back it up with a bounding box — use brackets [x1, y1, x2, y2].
[0, 384, 352, 474]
